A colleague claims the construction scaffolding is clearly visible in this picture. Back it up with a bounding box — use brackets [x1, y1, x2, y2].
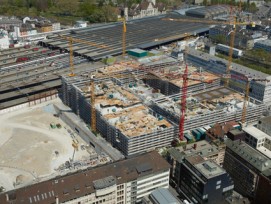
[61, 67, 176, 157]
[150, 87, 264, 131]
[60, 58, 264, 155]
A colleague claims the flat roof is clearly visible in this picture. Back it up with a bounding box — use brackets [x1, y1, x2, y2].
[257, 146, 271, 160]
[129, 48, 147, 54]
[255, 39, 271, 47]
[74, 74, 172, 137]
[0, 151, 170, 204]
[259, 116, 271, 124]
[187, 48, 271, 81]
[170, 140, 219, 159]
[150, 188, 180, 204]
[42, 14, 210, 60]
[225, 139, 271, 172]
[194, 160, 225, 179]
[243, 126, 270, 140]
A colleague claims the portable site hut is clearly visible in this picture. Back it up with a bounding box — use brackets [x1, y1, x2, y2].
[128, 48, 148, 58]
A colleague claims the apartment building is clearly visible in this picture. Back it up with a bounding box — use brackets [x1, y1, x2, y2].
[223, 139, 271, 202]
[0, 151, 170, 204]
[179, 155, 234, 204]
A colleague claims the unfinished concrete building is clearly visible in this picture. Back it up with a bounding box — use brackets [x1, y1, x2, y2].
[60, 57, 264, 157]
[141, 63, 221, 96]
[187, 48, 271, 103]
[150, 86, 264, 130]
[61, 65, 176, 157]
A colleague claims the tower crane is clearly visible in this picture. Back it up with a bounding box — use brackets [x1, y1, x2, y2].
[58, 35, 109, 77]
[123, 18, 126, 57]
[162, 17, 255, 87]
[220, 73, 269, 124]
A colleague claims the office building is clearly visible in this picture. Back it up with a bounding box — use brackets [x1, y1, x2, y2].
[179, 155, 234, 204]
[223, 139, 271, 202]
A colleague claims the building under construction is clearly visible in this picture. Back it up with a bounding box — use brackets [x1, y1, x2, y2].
[150, 86, 264, 131]
[60, 57, 265, 156]
[61, 63, 177, 157]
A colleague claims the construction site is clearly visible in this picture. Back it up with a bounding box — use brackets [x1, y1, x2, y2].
[0, 99, 114, 192]
[61, 52, 264, 156]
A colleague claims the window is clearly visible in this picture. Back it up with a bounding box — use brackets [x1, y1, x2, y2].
[216, 185, 221, 189]
[216, 180, 221, 185]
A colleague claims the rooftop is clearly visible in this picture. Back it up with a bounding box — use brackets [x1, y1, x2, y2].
[187, 48, 271, 81]
[150, 188, 180, 204]
[225, 139, 271, 172]
[169, 140, 219, 161]
[0, 151, 170, 204]
[155, 87, 251, 119]
[255, 39, 271, 46]
[42, 14, 209, 60]
[259, 116, 271, 124]
[194, 160, 225, 179]
[243, 126, 270, 140]
[73, 75, 172, 138]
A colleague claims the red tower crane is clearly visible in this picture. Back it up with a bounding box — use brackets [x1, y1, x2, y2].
[179, 64, 189, 141]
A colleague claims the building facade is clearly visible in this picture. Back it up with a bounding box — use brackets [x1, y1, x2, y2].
[168, 140, 225, 169]
[61, 75, 176, 157]
[254, 39, 271, 52]
[0, 151, 170, 204]
[209, 25, 255, 49]
[187, 48, 271, 103]
[243, 126, 271, 158]
[258, 116, 271, 136]
[128, 0, 166, 19]
[179, 155, 234, 204]
[223, 139, 271, 202]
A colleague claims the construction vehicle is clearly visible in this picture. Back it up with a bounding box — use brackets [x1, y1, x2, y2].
[58, 35, 109, 77]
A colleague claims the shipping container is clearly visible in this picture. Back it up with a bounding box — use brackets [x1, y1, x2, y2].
[192, 129, 201, 140]
[198, 128, 206, 139]
[184, 133, 193, 141]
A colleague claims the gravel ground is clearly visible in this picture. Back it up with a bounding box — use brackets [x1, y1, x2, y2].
[0, 99, 90, 191]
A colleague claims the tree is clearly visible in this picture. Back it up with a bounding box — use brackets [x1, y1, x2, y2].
[55, 0, 79, 14]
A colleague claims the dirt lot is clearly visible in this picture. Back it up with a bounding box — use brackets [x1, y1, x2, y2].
[0, 99, 91, 191]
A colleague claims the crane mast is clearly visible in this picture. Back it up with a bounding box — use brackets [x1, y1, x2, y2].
[179, 64, 189, 141]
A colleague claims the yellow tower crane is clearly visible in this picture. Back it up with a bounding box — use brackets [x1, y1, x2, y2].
[58, 35, 109, 76]
[241, 77, 269, 124]
[90, 80, 96, 132]
[123, 18, 127, 57]
[161, 17, 255, 86]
